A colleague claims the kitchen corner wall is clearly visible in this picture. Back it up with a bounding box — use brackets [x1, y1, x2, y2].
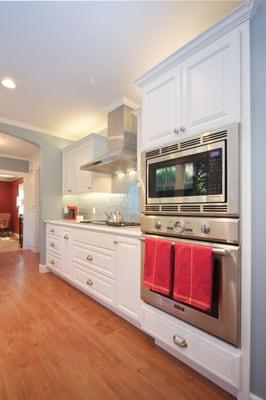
[63, 174, 140, 221]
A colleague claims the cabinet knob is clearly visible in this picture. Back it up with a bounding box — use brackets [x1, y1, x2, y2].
[50, 259, 55, 265]
[64, 235, 69, 240]
[173, 128, 179, 134]
[88, 186, 92, 190]
[50, 242, 55, 247]
[50, 228, 55, 233]
[173, 334, 187, 348]
[86, 255, 93, 261]
[180, 126, 186, 132]
[86, 279, 93, 286]
[114, 240, 118, 244]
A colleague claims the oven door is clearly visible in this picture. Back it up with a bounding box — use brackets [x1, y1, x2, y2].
[146, 141, 225, 205]
[140, 234, 240, 347]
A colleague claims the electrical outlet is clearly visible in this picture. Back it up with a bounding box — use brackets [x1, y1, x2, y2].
[92, 207, 96, 215]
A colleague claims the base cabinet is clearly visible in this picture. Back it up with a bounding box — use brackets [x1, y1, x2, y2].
[115, 236, 141, 323]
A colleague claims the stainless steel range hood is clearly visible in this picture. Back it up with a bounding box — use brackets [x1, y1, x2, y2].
[81, 104, 137, 174]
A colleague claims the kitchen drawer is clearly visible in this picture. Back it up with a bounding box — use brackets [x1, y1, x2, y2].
[46, 223, 62, 237]
[73, 263, 114, 306]
[46, 236, 62, 254]
[73, 242, 115, 278]
[142, 304, 190, 355]
[72, 229, 115, 250]
[46, 251, 61, 271]
[142, 304, 240, 388]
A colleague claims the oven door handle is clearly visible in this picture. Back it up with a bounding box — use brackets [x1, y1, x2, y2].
[139, 237, 231, 257]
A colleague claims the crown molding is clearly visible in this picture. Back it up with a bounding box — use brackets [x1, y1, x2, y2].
[104, 96, 140, 113]
[135, 0, 255, 88]
[0, 116, 70, 141]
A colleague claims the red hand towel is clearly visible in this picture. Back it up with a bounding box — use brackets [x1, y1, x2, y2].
[173, 243, 213, 311]
[144, 238, 172, 296]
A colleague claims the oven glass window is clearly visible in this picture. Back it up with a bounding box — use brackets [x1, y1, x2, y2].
[148, 148, 223, 198]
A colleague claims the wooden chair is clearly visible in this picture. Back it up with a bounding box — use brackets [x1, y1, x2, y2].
[0, 213, 11, 237]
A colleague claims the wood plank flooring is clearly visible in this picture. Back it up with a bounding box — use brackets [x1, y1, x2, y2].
[0, 250, 235, 400]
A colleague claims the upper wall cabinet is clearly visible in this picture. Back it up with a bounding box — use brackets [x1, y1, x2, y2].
[62, 134, 111, 195]
[139, 28, 241, 150]
[142, 70, 181, 150]
[181, 29, 240, 136]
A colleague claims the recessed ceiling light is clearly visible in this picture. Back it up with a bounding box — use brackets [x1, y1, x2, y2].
[1, 78, 16, 89]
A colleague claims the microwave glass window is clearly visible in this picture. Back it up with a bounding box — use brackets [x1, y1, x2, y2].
[149, 148, 223, 199]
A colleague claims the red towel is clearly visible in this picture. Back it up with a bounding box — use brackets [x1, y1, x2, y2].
[144, 238, 172, 296]
[173, 243, 213, 311]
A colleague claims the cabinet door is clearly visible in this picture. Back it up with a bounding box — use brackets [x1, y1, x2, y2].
[115, 237, 141, 322]
[63, 151, 74, 194]
[182, 29, 240, 136]
[142, 69, 181, 150]
[73, 144, 92, 194]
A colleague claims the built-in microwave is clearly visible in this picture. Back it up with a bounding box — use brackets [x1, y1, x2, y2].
[141, 124, 239, 216]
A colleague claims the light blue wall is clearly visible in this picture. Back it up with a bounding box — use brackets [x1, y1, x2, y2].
[0, 156, 29, 173]
[0, 122, 72, 264]
[251, 1, 266, 398]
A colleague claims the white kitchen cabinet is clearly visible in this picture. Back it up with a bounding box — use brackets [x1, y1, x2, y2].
[115, 236, 141, 323]
[62, 134, 111, 195]
[142, 69, 181, 150]
[139, 27, 241, 150]
[182, 29, 241, 136]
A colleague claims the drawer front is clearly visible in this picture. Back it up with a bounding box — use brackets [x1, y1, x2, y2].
[142, 304, 240, 388]
[72, 229, 115, 250]
[46, 223, 62, 237]
[73, 243, 115, 278]
[46, 236, 62, 254]
[73, 264, 114, 305]
[142, 304, 190, 354]
[46, 251, 61, 271]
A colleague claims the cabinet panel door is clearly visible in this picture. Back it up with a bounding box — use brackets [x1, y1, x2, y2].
[182, 29, 240, 136]
[73, 144, 92, 194]
[63, 151, 74, 194]
[142, 69, 181, 150]
[115, 237, 141, 321]
[62, 230, 72, 278]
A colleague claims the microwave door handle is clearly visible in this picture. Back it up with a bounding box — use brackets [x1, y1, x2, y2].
[139, 237, 230, 257]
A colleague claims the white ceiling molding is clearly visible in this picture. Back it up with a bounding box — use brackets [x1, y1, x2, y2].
[104, 97, 140, 114]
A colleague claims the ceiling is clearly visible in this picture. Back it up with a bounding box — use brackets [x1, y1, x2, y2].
[0, 131, 39, 159]
[0, 1, 242, 141]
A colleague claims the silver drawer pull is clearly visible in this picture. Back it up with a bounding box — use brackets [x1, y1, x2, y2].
[50, 259, 55, 265]
[173, 334, 187, 348]
[50, 228, 55, 233]
[86, 255, 93, 261]
[86, 279, 93, 286]
[64, 235, 69, 240]
[50, 242, 56, 247]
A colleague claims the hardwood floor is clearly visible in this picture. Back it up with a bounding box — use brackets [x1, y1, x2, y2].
[0, 250, 234, 400]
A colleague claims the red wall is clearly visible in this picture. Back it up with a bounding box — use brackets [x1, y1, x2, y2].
[0, 178, 23, 233]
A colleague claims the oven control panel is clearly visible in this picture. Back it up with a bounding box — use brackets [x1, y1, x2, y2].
[143, 215, 239, 244]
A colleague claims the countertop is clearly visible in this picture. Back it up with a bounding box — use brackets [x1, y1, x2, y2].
[46, 219, 141, 238]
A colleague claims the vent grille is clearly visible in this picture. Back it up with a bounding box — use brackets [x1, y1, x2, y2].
[145, 149, 160, 158]
[180, 205, 201, 212]
[180, 138, 201, 149]
[145, 205, 160, 212]
[202, 130, 227, 143]
[161, 205, 179, 212]
[161, 143, 179, 154]
[203, 204, 228, 213]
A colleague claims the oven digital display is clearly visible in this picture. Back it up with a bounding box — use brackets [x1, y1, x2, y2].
[149, 148, 223, 199]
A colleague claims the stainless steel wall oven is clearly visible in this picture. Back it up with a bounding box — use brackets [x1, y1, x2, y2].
[140, 124, 241, 347]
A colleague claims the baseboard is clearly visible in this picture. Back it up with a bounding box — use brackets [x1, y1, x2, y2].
[250, 394, 264, 400]
[39, 264, 49, 273]
[12, 232, 19, 239]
